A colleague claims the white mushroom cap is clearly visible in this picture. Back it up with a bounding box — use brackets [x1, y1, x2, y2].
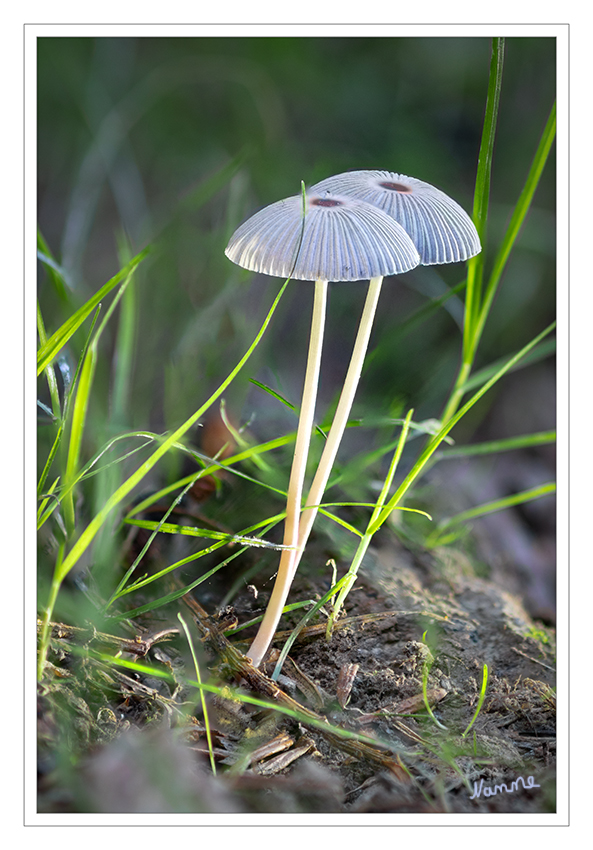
[225, 191, 421, 282]
[310, 171, 481, 266]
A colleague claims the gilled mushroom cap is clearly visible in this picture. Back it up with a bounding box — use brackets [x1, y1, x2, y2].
[310, 171, 481, 266]
[225, 191, 421, 282]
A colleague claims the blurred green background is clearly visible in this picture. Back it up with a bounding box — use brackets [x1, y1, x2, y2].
[37, 36, 556, 618]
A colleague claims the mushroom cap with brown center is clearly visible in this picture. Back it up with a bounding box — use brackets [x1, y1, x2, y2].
[225, 191, 421, 282]
[310, 171, 481, 266]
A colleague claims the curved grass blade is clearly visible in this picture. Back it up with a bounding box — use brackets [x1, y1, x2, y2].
[178, 614, 217, 774]
[474, 100, 556, 351]
[37, 432, 157, 529]
[111, 443, 287, 605]
[37, 301, 62, 422]
[440, 35, 554, 432]
[426, 481, 556, 547]
[463, 36, 505, 355]
[62, 272, 135, 535]
[271, 572, 354, 680]
[250, 378, 328, 439]
[422, 658, 447, 730]
[462, 664, 489, 738]
[126, 432, 295, 519]
[37, 229, 71, 303]
[37, 477, 60, 527]
[443, 95, 556, 426]
[436, 430, 555, 460]
[456, 337, 556, 396]
[37, 244, 151, 376]
[369, 321, 556, 538]
[37, 427, 63, 502]
[112, 518, 285, 617]
[90, 649, 409, 756]
[126, 517, 294, 550]
[328, 409, 415, 627]
[38, 277, 290, 679]
[60, 305, 102, 534]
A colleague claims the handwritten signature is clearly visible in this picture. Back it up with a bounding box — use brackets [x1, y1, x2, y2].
[470, 775, 540, 800]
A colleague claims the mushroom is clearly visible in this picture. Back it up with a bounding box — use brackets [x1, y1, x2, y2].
[225, 188, 420, 667]
[283, 171, 482, 611]
[310, 170, 482, 264]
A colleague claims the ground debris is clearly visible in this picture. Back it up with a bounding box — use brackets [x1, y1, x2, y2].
[38, 544, 556, 814]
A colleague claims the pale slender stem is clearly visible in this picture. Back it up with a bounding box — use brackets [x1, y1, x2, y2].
[294, 275, 384, 568]
[248, 278, 328, 668]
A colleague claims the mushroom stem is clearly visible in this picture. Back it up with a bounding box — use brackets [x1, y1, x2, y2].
[294, 275, 384, 570]
[247, 277, 328, 668]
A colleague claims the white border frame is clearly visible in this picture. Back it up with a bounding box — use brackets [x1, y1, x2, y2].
[18, 14, 575, 836]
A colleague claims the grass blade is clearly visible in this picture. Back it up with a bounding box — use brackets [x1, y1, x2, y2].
[271, 572, 354, 680]
[443, 92, 556, 427]
[37, 229, 72, 303]
[462, 664, 489, 737]
[436, 430, 556, 460]
[126, 432, 295, 519]
[328, 409, 415, 626]
[38, 277, 290, 678]
[369, 321, 556, 537]
[427, 482, 556, 547]
[456, 337, 556, 395]
[37, 245, 151, 376]
[473, 100, 557, 350]
[464, 36, 505, 356]
[178, 614, 217, 775]
[63, 271, 135, 534]
[125, 517, 293, 550]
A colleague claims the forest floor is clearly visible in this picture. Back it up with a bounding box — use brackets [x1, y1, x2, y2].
[37, 526, 556, 816]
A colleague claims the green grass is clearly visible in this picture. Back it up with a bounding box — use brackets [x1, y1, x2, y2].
[37, 38, 556, 799]
[38, 36, 555, 674]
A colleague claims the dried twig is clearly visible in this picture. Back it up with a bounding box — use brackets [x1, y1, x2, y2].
[37, 619, 180, 657]
[180, 592, 409, 780]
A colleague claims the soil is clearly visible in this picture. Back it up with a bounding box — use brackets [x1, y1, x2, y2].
[37, 527, 556, 816]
